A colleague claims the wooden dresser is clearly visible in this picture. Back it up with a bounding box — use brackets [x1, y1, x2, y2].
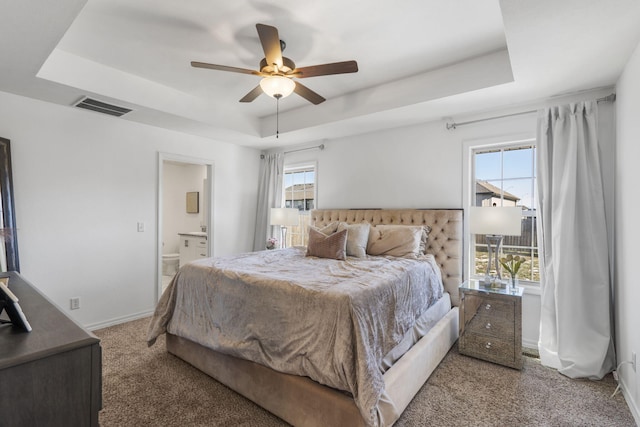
[458, 279, 523, 369]
[0, 272, 102, 426]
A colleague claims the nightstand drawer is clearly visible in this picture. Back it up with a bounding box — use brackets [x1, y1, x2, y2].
[475, 297, 514, 321]
[461, 334, 515, 366]
[467, 315, 514, 339]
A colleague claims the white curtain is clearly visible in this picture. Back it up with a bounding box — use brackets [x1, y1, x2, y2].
[253, 153, 284, 251]
[536, 100, 615, 379]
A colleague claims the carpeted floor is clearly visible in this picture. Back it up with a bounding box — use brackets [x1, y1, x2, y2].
[95, 317, 636, 426]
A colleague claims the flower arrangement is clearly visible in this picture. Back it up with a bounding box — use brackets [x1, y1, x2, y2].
[266, 237, 278, 250]
[500, 254, 527, 283]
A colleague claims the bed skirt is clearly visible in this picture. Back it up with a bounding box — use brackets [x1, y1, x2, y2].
[166, 307, 459, 427]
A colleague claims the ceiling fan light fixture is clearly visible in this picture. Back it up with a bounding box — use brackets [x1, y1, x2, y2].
[260, 75, 295, 99]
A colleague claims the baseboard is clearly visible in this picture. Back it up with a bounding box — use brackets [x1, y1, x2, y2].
[621, 378, 640, 426]
[85, 309, 153, 331]
[522, 346, 540, 358]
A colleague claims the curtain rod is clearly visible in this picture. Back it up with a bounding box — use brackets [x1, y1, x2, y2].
[446, 93, 616, 130]
[260, 144, 325, 159]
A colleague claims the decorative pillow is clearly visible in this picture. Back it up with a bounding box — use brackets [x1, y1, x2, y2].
[306, 228, 347, 260]
[366, 225, 423, 258]
[308, 221, 339, 237]
[337, 222, 370, 258]
[419, 225, 432, 254]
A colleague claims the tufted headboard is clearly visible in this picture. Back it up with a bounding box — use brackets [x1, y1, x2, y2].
[310, 209, 464, 306]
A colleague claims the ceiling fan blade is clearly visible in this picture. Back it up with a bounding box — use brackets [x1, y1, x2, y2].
[256, 23, 283, 69]
[294, 82, 326, 105]
[191, 61, 262, 76]
[239, 85, 263, 103]
[292, 60, 358, 78]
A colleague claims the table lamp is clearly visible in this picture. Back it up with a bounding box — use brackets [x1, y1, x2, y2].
[469, 206, 522, 284]
[270, 208, 299, 248]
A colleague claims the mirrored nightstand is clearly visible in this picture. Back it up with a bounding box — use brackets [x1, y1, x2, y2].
[458, 279, 523, 369]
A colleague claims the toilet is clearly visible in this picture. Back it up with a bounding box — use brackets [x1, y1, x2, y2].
[162, 253, 180, 276]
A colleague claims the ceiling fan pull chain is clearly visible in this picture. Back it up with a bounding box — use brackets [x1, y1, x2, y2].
[276, 94, 281, 139]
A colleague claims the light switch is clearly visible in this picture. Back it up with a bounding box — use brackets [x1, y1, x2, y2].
[137, 221, 145, 232]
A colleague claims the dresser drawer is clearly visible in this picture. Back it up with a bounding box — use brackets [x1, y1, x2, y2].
[461, 333, 515, 366]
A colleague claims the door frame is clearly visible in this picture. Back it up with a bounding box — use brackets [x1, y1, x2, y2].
[156, 152, 214, 301]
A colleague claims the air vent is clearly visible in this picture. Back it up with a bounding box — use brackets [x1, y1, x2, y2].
[74, 97, 132, 117]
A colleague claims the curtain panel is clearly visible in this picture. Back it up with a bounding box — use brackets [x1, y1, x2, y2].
[253, 153, 284, 251]
[536, 100, 615, 379]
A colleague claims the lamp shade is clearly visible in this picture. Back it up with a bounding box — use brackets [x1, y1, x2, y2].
[270, 208, 299, 226]
[469, 206, 522, 236]
[260, 76, 296, 98]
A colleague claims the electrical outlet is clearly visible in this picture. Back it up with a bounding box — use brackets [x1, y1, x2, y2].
[70, 297, 80, 310]
[632, 352, 637, 372]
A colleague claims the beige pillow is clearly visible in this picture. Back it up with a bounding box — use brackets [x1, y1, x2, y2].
[419, 225, 432, 254]
[367, 225, 423, 258]
[308, 222, 339, 237]
[306, 228, 347, 260]
[337, 222, 370, 258]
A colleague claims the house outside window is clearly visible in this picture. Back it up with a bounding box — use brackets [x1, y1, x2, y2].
[471, 141, 539, 283]
[283, 164, 316, 247]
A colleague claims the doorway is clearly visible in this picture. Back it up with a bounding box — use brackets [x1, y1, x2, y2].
[157, 153, 214, 300]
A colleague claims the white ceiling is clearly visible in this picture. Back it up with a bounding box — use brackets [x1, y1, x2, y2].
[1, 0, 640, 149]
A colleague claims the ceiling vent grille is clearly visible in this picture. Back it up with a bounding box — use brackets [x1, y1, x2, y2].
[74, 97, 132, 117]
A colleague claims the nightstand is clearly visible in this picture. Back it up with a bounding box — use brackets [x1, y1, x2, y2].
[458, 279, 523, 369]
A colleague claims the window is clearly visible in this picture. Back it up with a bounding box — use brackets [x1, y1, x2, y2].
[283, 164, 316, 247]
[472, 142, 539, 283]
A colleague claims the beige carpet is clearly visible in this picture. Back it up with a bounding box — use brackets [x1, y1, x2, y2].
[95, 317, 636, 426]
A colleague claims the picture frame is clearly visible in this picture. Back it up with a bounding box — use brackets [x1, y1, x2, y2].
[186, 191, 199, 213]
[0, 277, 32, 332]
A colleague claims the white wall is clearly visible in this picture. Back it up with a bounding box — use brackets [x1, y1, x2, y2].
[285, 115, 539, 209]
[0, 91, 260, 329]
[162, 162, 207, 254]
[615, 37, 640, 423]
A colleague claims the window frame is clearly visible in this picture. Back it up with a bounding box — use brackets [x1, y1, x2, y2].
[462, 134, 540, 291]
[282, 161, 317, 247]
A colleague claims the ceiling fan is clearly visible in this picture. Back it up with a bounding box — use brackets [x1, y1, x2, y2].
[191, 23, 358, 105]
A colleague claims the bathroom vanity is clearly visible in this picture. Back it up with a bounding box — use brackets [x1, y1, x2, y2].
[178, 232, 208, 265]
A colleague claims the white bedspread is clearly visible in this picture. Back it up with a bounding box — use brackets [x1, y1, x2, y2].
[147, 247, 443, 426]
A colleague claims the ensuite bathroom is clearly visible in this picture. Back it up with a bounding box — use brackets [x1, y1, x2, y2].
[161, 160, 208, 291]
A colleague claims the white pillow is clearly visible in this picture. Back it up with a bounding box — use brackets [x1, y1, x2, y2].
[337, 222, 370, 258]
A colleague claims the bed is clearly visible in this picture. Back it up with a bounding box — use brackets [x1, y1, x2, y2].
[147, 209, 462, 427]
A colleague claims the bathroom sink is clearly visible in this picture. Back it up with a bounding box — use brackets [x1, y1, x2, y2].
[179, 231, 207, 237]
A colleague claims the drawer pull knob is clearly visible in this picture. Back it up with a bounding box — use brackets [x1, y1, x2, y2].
[485, 304, 491, 310]
[485, 323, 492, 329]
[485, 342, 492, 349]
